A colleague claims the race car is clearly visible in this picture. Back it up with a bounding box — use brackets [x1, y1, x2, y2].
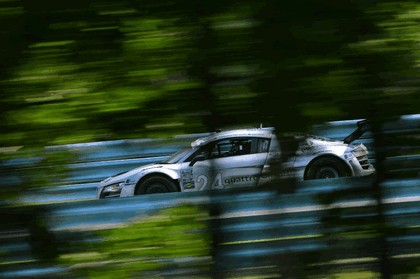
[97, 120, 375, 198]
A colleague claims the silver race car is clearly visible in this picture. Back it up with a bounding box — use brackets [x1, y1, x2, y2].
[97, 121, 375, 198]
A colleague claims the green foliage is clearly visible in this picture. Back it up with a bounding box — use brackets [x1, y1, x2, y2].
[1, 0, 419, 145]
[59, 204, 211, 278]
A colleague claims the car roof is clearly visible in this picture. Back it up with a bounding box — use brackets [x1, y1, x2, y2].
[191, 127, 275, 147]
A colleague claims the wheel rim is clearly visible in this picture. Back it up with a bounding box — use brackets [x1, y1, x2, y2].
[316, 166, 339, 179]
[145, 183, 168, 194]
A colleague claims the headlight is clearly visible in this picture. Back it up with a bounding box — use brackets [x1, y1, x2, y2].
[103, 182, 124, 193]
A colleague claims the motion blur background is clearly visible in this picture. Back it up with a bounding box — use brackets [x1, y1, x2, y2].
[1, 0, 419, 278]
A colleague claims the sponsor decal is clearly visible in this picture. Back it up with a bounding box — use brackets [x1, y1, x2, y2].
[195, 174, 261, 189]
[224, 176, 258, 184]
[260, 171, 293, 180]
[183, 182, 195, 189]
[181, 170, 195, 189]
[185, 170, 297, 191]
[190, 170, 295, 191]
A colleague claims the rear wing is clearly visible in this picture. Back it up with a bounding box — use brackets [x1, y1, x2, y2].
[343, 120, 370, 144]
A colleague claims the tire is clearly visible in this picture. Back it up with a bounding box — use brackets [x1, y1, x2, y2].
[135, 176, 178, 195]
[304, 157, 350, 180]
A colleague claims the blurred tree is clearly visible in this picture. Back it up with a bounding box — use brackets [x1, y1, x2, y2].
[251, 1, 419, 278]
[58, 204, 211, 278]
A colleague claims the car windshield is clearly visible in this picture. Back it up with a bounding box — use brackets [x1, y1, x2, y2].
[161, 147, 194, 164]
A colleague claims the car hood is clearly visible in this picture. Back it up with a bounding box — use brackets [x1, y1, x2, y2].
[99, 163, 165, 187]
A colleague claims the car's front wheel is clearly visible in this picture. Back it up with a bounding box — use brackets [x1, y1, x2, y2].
[304, 157, 350, 180]
[135, 176, 178, 195]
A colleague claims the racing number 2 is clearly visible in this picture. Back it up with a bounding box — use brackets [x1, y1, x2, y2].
[196, 174, 223, 190]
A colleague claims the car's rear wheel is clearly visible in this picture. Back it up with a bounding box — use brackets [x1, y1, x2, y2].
[135, 176, 178, 195]
[304, 157, 350, 180]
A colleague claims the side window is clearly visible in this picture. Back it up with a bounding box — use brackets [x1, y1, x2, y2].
[185, 146, 210, 163]
[209, 138, 253, 159]
[257, 138, 270, 153]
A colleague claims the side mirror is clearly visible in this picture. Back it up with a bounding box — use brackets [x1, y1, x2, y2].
[189, 155, 206, 166]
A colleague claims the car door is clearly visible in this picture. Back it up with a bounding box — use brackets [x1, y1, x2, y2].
[188, 137, 270, 191]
